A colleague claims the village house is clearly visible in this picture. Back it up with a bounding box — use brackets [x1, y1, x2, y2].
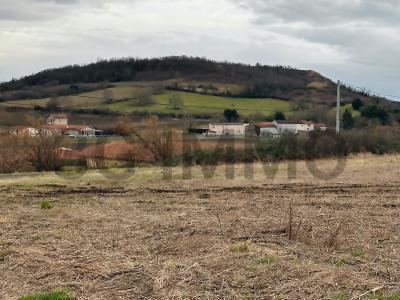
[41, 114, 98, 137]
[275, 120, 314, 134]
[11, 114, 99, 138]
[254, 122, 280, 138]
[255, 120, 327, 137]
[47, 114, 68, 126]
[207, 123, 249, 136]
[41, 124, 97, 138]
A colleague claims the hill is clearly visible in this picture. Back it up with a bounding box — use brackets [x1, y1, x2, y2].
[1, 56, 399, 126]
[0, 56, 379, 104]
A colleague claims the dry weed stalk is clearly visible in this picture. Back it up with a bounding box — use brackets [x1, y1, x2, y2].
[215, 206, 224, 237]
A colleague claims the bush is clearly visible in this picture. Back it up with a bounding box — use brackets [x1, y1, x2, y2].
[24, 135, 65, 172]
[41, 200, 53, 210]
[361, 105, 390, 124]
[274, 111, 286, 120]
[114, 115, 135, 136]
[0, 136, 29, 173]
[223, 109, 239, 122]
[352, 98, 364, 110]
[18, 290, 71, 300]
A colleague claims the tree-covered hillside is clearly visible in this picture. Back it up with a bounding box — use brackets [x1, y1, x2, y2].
[0, 56, 339, 103]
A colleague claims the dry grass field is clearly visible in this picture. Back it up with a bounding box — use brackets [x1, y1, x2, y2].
[1, 154, 400, 299]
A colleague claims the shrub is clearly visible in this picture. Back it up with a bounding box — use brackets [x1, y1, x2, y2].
[0, 136, 29, 173]
[274, 111, 286, 120]
[361, 105, 390, 124]
[114, 115, 135, 136]
[18, 290, 72, 300]
[41, 201, 53, 210]
[223, 109, 239, 122]
[352, 98, 364, 111]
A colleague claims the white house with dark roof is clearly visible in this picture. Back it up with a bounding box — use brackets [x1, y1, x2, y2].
[255, 120, 327, 137]
[275, 120, 314, 134]
[254, 122, 280, 138]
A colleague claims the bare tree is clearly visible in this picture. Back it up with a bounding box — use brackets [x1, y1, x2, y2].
[24, 134, 65, 172]
[114, 115, 135, 136]
[169, 93, 183, 110]
[47, 96, 62, 111]
[0, 136, 28, 173]
[134, 88, 155, 106]
[103, 89, 114, 104]
[114, 115, 177, 162]
[26, 115, 44, 128]
[124, 116, 177, 161]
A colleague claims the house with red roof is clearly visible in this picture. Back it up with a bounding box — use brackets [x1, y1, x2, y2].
[41, 114, 99, 138]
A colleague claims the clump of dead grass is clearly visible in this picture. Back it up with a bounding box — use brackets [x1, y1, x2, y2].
[230, 241, 251, 253]
[256, 255, 275, 265]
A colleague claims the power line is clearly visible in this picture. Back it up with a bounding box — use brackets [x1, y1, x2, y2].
[341, 81, 400, 101]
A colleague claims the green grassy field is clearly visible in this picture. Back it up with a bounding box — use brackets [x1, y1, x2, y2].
[103, 91, 292, 115]
[1, 85, 293, 116]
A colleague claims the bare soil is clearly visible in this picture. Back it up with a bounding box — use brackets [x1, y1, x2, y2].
[1, 155, 400, 299]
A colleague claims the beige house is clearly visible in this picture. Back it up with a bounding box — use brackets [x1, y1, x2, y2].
[47, 114, 68, 126]
[208, 123, 249, 136]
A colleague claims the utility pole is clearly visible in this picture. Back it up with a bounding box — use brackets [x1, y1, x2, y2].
[336, 80, 341, 133]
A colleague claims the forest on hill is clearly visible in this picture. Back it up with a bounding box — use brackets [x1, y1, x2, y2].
[0, 56, 382, 106]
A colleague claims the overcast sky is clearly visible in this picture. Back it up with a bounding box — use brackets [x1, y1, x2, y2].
[0, 0, 399, 97]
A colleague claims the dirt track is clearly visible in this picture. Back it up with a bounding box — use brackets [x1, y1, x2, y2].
[1, 155, 400, 299]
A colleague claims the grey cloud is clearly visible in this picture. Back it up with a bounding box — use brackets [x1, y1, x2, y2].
[0, 0, 78, 21]
[230, 0, 400, 69]
[0, 0, 119, 21]
[231, 0, 400, 27]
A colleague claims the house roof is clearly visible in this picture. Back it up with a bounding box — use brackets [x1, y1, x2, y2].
[275, 120, 303, 125]
[255, 122, 277, 128]
[41, 124, 94, 131]
[209, 123, 248, 126]
[275, 120, 314, 125]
